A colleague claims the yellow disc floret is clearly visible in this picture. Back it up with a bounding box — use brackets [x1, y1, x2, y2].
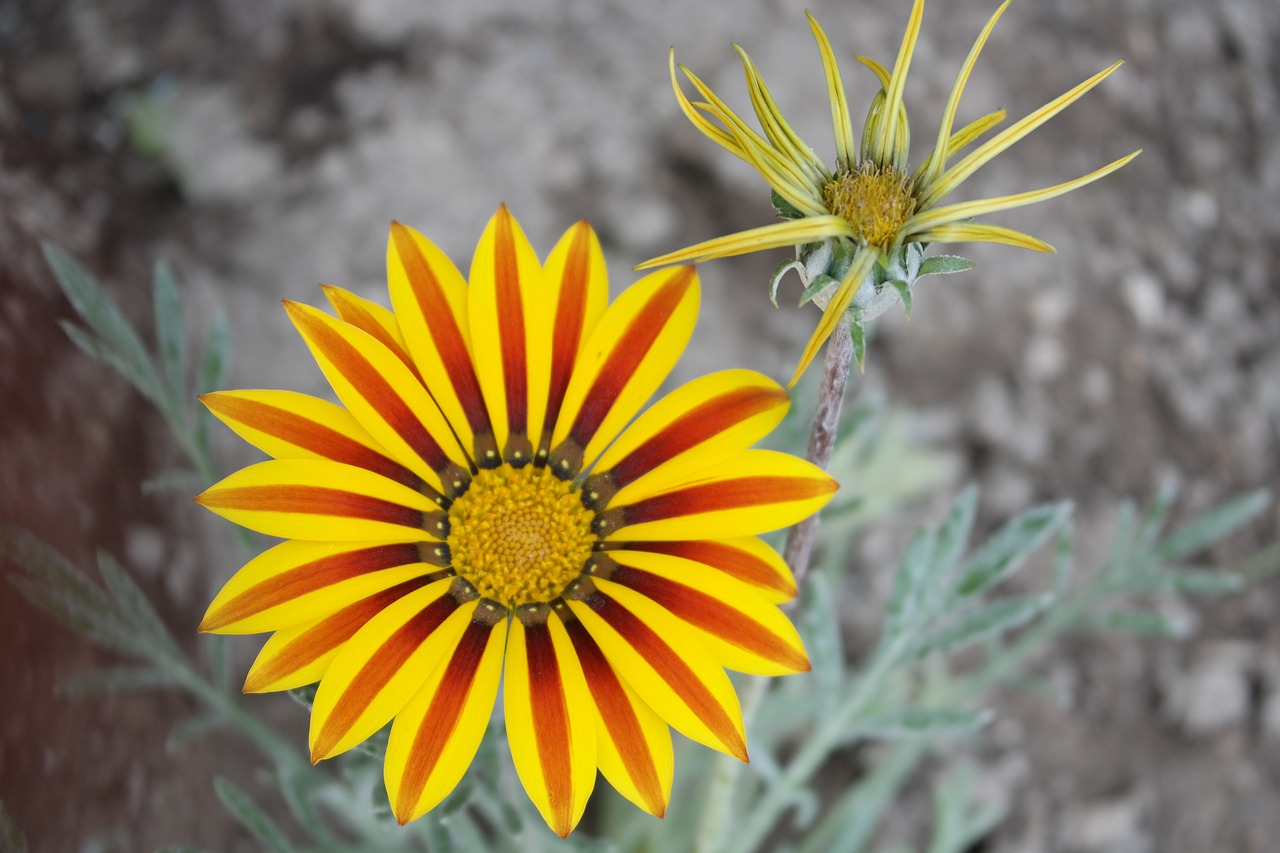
[447, 464, 595, 607]
[821, 161, 918, 251]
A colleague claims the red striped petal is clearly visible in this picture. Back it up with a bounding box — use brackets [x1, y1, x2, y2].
[242, 577, 433, 693]
[388, 222, 497, 462]
[615, 538, 796, 601]
[201, 390, 427, 492]
[321, 285, 422, 382]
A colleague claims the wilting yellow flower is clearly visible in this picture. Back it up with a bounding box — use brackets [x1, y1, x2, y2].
[196, 207, 835, 837]
[640, 0, 1140, 385]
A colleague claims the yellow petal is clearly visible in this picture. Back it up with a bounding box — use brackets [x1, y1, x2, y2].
[918, 0, 1011, 188]
[585, 369, 790, 511]
[201, 539, 446, 634]
[241, 577, 435, 693]
[196, 458, 449, 543]
[806, 12, 857, 169]
[505, 608, 597, 838]
[669, 49, 746, 163]
[787, 246, 879, 388]
[870, 0, 925, 164]
[563, 613, 673, 817]
[386, 221, 496, 463]
[920, 60, 1126, 208]
[595, 449, 837, 542]
[734, 43, 827, 182]
[286, 300, 471, 498]
[917, 222, 1054, 253]
[906, 150, 1142, 236]
[635, 216, 853, 271]
[568, 579, 747, 760]
[200, 389, 426, 492]
[385, 602, 508, 824]
[600, 550, 809, 676]
[540, 220, 610, 458]
[548, 267, 699, 478]
[309, 579, 475, 761]
[468, 205, 553, 467]
[321, 284, 420, 381]
[608, 537, 796, 604]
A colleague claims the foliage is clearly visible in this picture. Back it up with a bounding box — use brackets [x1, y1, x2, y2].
[1, 248, 1273, 852]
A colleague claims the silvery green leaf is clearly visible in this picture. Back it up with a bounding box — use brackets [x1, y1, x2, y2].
[770, 258, 805, 307]
[1136, 480, 1179, 552]
[195, 313, 230, 447]
[849, 314, 867, 370]
[213, 777, 294, 852]
[927, 761, 1005, 853]
[59, 320, 149, 394]
[1113, 568, 1244, 596]
[1156, 489, 1270, 562]
[884, 528, 937, 639]
[933, 487, 979, 591]
[917, 255, 976, 277]
[852, 707, 992, 739]
[57, 665, 180, 696]
[1102, 501, 1139, 578]
[167, 711, 225, 753]
[288, 684, 317, 710]
[771, 189, 805, 220]
[153, 260, 186, 407]
[954, 503, 1071, 599]
[1, 526, 136, 654]
[914, 595, 1052, 661]
[798, 571, 844, 712]
[43, 244, 162, 401]
[1081, 610, 1187, 638]
[1051, 529, 1075, 598]
[97, 550, 172, 645]
[795, 744, 922, 853]
[142, 469, 205, 495]
[799, 273, 840, 307]
[888, 279, 912, 317]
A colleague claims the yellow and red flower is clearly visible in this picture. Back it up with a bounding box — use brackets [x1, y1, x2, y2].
[196, 207, 836, 836]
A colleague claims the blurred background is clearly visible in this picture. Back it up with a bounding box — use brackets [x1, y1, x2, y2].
[1, 0, 1277, 849]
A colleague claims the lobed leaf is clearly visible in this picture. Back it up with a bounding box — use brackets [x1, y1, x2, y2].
[213, 777, 294, 852]
[153, 260, 187, 409]
[1157, 490, 1271, 563]
[798, 571, 844, 713]
[884, 528, 936, 639]
[953, 503, 1071, 599]
[914, 595, 1052, 661]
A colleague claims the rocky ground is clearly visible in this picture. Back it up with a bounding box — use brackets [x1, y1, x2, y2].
[1, 0, 1277, 850]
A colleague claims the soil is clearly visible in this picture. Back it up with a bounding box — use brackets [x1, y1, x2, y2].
[1, 0, 1277, 850]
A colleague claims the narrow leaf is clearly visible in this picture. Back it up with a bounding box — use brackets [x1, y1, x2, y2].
[770, 258, 804, 307]
[849, 313, 867, 371]
[43, 243, 162, 400]
[917, 255, 975, 277]
[1113, 568, 1244, 597]
[954, 503, 1071, 598]
[1081, 609, 1187, 638]
[142, 469, 205, 495]
[213, 777, 294, 852]
[57, 666, 180, 697]
[798, 571, 844, 713]
[60, 321, 151, 396]
[194, 313, 230, 449]
[1157, 490, 1271, 562]
[933, 487, 979, 589]
[153, 260, 187, 406]
[97, 550, 172, 645]
[884, 528, 937, 638]
[799, 273, 840, 307]
[915, 595, 1052, 661]
[852, 707, 992, 740]
[1, 526, 135, 653]
[888, 279, 912, 317]
[167, 711, 226, 753]
[1136, 480, 1179, 552]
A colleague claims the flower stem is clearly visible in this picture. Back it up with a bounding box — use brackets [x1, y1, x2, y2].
[783, 318, 855, 585]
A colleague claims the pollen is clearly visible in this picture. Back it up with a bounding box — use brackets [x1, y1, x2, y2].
[447, 464, 595, 608]
[821, 161, 918, 251]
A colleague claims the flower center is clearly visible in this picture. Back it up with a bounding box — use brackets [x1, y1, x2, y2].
[821, 161, 917, 251]
[447, 464, 595, 607]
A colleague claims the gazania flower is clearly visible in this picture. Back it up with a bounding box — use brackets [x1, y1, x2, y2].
[196, 207, 835, 837]
[639, 0, 1140, 386]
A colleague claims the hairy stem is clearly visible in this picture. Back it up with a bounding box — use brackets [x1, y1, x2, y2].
[783, 319, 855, 586]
